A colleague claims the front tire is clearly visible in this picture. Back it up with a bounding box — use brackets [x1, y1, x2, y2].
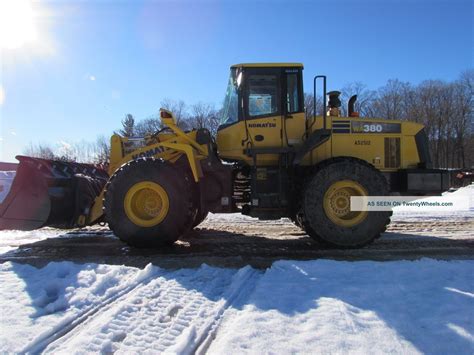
[302, 158, 391, 248]
[192, 207, 209, 228]
[104, 158, 193, 248]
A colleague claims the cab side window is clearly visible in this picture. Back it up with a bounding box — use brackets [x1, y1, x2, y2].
[247, 74, 280, 118]
[286, 73, 301, 114]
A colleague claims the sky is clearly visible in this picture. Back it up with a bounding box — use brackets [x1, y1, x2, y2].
[0, 0, 472, 162]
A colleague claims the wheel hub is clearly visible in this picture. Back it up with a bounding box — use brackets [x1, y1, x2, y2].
[330, 191, 351, 216]
[323, 180, 368, 227]
[124, 181, 169, 227]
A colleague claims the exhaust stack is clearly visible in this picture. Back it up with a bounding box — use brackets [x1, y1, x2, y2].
[348, 95, 359, 117]
[327, 91, 342, 117]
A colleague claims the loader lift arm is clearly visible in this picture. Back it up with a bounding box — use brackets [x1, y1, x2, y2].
[82, 109, 211, 227]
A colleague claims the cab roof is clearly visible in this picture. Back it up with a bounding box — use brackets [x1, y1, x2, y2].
[231, 63, 304, 69]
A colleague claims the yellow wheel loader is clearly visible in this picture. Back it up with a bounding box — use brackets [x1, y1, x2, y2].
[0, 63, 465, 248]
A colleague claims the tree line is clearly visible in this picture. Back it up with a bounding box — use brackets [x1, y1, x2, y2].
[23, 136, 110, 166]
[118, 100, 221, 138]
[25, 70, 473, 169]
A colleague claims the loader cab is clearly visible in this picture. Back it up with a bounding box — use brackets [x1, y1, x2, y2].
[217, 63, 306, 165]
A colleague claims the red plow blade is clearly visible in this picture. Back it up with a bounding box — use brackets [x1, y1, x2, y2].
[0, 156, 108, 231]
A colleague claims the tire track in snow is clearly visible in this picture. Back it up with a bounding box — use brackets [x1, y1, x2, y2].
[20, 264, 160, 354]
[41, 267, 261, 354]
[193, 267, 261, 355]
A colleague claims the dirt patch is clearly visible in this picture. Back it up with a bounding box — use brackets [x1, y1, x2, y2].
[1, 218, 473, 268]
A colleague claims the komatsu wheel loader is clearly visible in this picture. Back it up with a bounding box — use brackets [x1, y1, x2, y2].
[0, 63, 465, 248]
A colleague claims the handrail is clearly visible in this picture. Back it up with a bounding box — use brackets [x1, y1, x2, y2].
[313, 75, 327, 130]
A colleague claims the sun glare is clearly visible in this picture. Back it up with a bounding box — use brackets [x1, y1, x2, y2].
[0, 86, 5, 105]
[0, 0, 38, 50]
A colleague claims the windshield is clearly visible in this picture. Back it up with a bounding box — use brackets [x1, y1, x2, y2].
[220, 69, 240, 126]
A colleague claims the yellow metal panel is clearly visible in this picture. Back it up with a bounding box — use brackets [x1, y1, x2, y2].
[332, 132, 387, 169]
[327, 117, 423, 171]
[216, 121, 248, 161]
[217, 114, 287, 166]
[401, 135, 421, 168]
[299, 115, 330, 165]
[85, 191, 105, 226]
[283, 112, 306, 147]
[109, 134, 124, 176]
[402, 121, 424, 135]
[246, 115, 283, 165]
[217, 114, 424, 171]
[307, 138, 332, 165]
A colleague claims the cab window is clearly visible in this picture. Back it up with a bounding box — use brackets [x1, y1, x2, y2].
[220, 69, 240, 126]
[247, 73, 280, 118]
[286, 73, 300, 113]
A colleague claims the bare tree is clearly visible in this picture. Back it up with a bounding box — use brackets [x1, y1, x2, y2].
[24, 136, 111, 166]
[340, 82, 376, 117]
[303, 93, 324, 119]
[189, 102, 216, 131]
[417, 80, 451, 167]
[451, 70, 474, 167]
[371, 79, 412, 120]
[135, 116, 162, 136]
[459, 69, 474, 98]
[24, 143, 55, 159]
[207, 109, 221, 137]
[93, 135, 110, 165]
[160, 99, 189, 130]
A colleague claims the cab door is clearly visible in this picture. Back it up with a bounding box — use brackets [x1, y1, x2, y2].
[243, 68, 283, 165]
[282, 68, 306, 148]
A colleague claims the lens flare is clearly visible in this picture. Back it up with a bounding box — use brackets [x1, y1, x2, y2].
[0, 0, 38, 49]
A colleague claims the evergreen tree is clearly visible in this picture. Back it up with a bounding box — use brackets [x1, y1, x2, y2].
[119, 114, 135, 137]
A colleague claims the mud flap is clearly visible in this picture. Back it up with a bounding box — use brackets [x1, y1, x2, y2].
[0, 156, 108, 231]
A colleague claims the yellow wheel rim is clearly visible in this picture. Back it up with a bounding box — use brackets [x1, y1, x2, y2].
[124, 181, 169, 227]
[323, 180, 368, 228]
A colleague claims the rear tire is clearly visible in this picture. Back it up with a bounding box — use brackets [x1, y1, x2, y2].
[302, 158, 391, 248]
[104, 158, 193, 248]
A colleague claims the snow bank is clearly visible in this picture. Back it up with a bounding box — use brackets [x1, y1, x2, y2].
[0, 259, 472, 354]
[208, 259, 474, 354]
[392, 184, 474, 221]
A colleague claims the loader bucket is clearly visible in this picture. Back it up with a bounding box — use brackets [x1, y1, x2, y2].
[0, 156, 109, 231]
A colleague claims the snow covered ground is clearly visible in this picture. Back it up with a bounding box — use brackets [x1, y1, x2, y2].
[0, 228, 68, 255]
[208, 259, 474, 354]
[0, 260, 472, 354]
[0, 185, 472, 353]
